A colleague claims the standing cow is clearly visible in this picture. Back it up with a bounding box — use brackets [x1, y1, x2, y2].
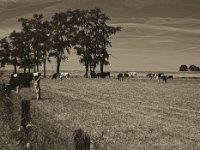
[7, 72, 41, 100]
[129, 72, 137, 78]
[51, 73, 60, 80]
[60, 72, 70, 80]
[97, 72, 111, 78]
[117, 73, 124, 81]
[52, 72, 70, 80]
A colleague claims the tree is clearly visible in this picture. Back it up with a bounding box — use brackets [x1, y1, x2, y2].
[39, 20, 52, 77]
[9, 30, 23, 73]
[73, 9, 94, 77]
[18, 18, 34, 73]
[88, 8, 121, 73]
[30, 14, 52, 76]
[0, 37, 10, 68]
[189, 65, 200, 71]
[74, 8, 121, 77]
[49, 11, 75, 74]
[179, 65, 188, 71]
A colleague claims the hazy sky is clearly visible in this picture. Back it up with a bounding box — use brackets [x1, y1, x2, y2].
[0, 0, 200, 71]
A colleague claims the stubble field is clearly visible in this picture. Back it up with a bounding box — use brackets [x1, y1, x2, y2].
[1, 72, 200, 150]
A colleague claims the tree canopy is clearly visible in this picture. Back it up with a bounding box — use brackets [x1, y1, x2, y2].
[0, 8, 121, 77]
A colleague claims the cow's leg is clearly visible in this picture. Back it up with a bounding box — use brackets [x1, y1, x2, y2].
[16, 86, 20, 94]
[34, 81, 41, 100]
[165, 78, 167, 83]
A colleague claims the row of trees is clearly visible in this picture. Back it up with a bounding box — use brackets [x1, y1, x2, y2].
[179, 65, 200, 71]
[0, 8, 121, 77]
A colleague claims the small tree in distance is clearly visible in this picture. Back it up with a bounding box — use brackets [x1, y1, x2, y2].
[179, 65, 188, 71]
[189, 65, 200, 71]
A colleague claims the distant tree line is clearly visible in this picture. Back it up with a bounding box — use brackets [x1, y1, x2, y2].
[0, 8, 121, 77]
[179, 65, 200, 71]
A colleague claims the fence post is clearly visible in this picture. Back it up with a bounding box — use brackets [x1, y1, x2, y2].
[20, 100, 31, 149]
[21, 100, 31, 128]
[74, 128, 90, 150]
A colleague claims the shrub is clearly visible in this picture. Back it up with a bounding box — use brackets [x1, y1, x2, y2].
[179, 65, 188, 71]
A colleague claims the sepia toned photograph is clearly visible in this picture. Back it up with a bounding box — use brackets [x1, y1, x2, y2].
[0, 0, 200, 149]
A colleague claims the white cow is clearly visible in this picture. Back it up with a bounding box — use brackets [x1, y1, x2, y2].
[60, 72, 70, 80]
[129, 72, 137, 78]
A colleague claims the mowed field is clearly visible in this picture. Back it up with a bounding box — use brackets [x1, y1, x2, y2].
[1, 72, 200, 149]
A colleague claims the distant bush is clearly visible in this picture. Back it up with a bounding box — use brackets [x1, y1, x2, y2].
[189, 65, 200, 71]
[179, 65, 188, 71]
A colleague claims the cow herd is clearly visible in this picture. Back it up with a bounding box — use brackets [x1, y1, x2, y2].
[0, 71, 173, 100]
[146, 72, 173, 83]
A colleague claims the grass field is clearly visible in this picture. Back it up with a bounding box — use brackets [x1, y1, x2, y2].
[1, 72, 200, 149]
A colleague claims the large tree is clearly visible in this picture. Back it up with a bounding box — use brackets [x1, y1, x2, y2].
[74, 8, 121, 77]
[73, 9, 94, 77]
[88, 8, 121, 73]
[30, 14, 52, 76]
[49, 11, 76, 74]
[18, 18, 34, 73]
[9, 30, 23, 73]
[0, 37, 10, 68]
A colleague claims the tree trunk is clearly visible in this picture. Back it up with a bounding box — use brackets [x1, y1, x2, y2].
[84, 63, 89, 78]
[100, 61, 104, 73]
[36, 63, 39, 72]
[33, 63, 36, 72]
[14, 57, 17, 73]
[43, 58, 46, 77]
[36, 50, 39, 72]
[56, 57, 61, 74]
[28, 64, 31, 73]
[14, 65, 17, 73]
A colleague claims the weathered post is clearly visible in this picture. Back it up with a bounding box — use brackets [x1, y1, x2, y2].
[74, 128, 90, 150]
[20, 100, 31, 149]
[21, 100, 31, 127]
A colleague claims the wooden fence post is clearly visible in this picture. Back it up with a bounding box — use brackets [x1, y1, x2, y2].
[20, 100, 31, 149]
[21, 100, 31, 128]
[74, 128, 90, 150]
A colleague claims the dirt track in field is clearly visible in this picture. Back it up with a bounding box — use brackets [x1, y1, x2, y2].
[33, 77, 200, 150]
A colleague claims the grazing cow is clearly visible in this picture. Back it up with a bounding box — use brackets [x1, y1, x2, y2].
[7, 72, 41, 100]
[129, 72, 137, 78]
[117, 73, 130, 80]
[51, 73, 60, 80]
[167, 75, 173, 79]
[146, 73, 156, 79]
[97, 72, 111, 78]
[157, 73, 164, 82]
[117, 73, 124, 80]
[91, 71, 97, 78]
[159, 75, 168, 83]
[52, 72, 70, 80]
[60, 72, 70, 80]
[123, 73, 129, 79]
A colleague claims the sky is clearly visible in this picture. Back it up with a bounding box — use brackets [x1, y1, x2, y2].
[0, 0, 200, 71]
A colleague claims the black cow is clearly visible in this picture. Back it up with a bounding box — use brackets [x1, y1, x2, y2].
[117, 73, 123, 80]
[157, 73, 164, 82]
[117, 73, 130, 81]
[91, 71, 97, 78]
[51, 73, 60, 80]
[123, 73, 129, 79]
[146, 73, 156, 79]
[160, 75, 168, 83]
[167, 75, 173, 79]
[97, 72, 110, 78]
[7, 72, 41, 100]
